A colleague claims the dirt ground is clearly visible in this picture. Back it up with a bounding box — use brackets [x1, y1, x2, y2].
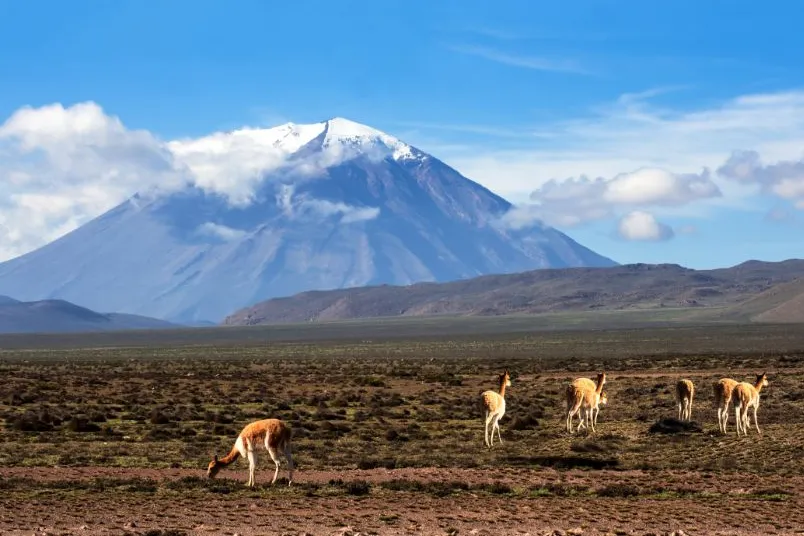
[3, 326, 804, 536]
[1, 466, 802, 536]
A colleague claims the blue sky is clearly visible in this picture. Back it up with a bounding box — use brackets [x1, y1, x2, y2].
[1, 0, 803, 268]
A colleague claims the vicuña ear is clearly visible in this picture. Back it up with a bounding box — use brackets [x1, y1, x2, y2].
[213, 454, 218, 462]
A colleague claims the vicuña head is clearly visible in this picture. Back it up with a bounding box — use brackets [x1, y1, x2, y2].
[207, 454, 224, 479]
[501, 369, 512, 388]
[755, 372, 769, 389]
[596, 372, 607, 388]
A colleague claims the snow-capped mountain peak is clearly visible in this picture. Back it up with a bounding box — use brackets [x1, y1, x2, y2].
[262, 117, 418, 161]
[321, 117, 417, 161]
[0, 115, 616, 323]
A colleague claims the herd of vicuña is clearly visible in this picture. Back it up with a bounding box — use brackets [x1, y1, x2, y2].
[557, 371, 769, 437]
[206, 370, 771, 487]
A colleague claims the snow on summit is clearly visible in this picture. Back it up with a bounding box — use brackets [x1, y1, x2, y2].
[320, 117, 416, 160]
[167, 117, 419, 204]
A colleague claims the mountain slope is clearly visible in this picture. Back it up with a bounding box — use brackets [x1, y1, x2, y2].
[223, 259, 804, 325]
[715, 276, 804, 323]
[0, 297, 179, 334]
[0, 117, 615, 323]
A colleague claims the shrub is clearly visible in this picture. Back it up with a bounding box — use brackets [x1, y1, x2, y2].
[65, 416, 101, 433]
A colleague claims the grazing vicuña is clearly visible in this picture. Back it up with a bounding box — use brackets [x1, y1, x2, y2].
[207, 418, 294, 487]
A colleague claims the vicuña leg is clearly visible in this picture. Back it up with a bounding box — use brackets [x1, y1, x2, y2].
[566, 399, 582, 434]
[246, 448, 258, 487]
[492, 414, 503, 444]
[484, 412, 494, 447]
[266, 446, 282, 485]
[752, 405, 761, 435]
[284, 443, 294, 485]
[720, 402, 732, 433]
[586, 407, 595, 433]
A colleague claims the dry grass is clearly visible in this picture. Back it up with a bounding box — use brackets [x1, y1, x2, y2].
[2, 323, 804, 534]
[0, 323, 802, 476]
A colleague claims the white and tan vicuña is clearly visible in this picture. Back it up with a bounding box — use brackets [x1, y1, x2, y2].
[712, 377, 739, 433]
[734, 373, 770, 436]
[675, 379, 695, 422]
[207, 418, 294, 487]
[576, 391, 608, 432]
[481, 369, 511, 448]
[565, 372, 607, 433]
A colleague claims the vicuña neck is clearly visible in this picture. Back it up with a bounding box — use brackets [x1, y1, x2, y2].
[499, 379, 507, 399]
[219, 444, 240, 466]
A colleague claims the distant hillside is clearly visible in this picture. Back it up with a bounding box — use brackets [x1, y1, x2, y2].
[0, 298, 180, 334]
[223, 259, 804, 325]
[716, 277, 804, 323]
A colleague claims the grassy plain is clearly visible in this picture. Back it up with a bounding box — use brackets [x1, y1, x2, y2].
[1, 321, 803, 535]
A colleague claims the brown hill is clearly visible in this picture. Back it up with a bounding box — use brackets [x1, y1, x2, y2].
[222, 259, 804, 326]
[714, 277, 804, 323]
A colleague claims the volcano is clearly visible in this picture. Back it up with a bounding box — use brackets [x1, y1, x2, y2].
[0, 117, 616, 322]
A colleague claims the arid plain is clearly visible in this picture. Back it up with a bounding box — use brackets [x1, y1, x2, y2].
[2, 321, 803, 535]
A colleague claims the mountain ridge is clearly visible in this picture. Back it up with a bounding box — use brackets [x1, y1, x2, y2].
[0, 296, 180, 334]
[223, 258, 804, 325]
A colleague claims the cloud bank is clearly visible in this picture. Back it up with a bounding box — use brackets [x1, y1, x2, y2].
[444, 88, 804, 205]
[0, 102, 189, 261]
[497, 166, 720, 238]
[0, 102, 384, 261]
[717, 149, 804, 207]
[3, 89, 804, 260]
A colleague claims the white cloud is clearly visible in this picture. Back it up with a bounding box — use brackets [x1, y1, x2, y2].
[275, 184, 380, 224]
[168, 128, 294, 207]
[440, 89, 804, 205]
[0, 102, 189, 261]
[617, 211, 674, 242]
[496, 166, 720, 231]
[305, 199, 381, 223]
[603, 168, 720, 205]
[166, 123, 394, 206]
[448, 44, 593, 75]
[717, 150, 804, 206]
[196, 222, 248, 241]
